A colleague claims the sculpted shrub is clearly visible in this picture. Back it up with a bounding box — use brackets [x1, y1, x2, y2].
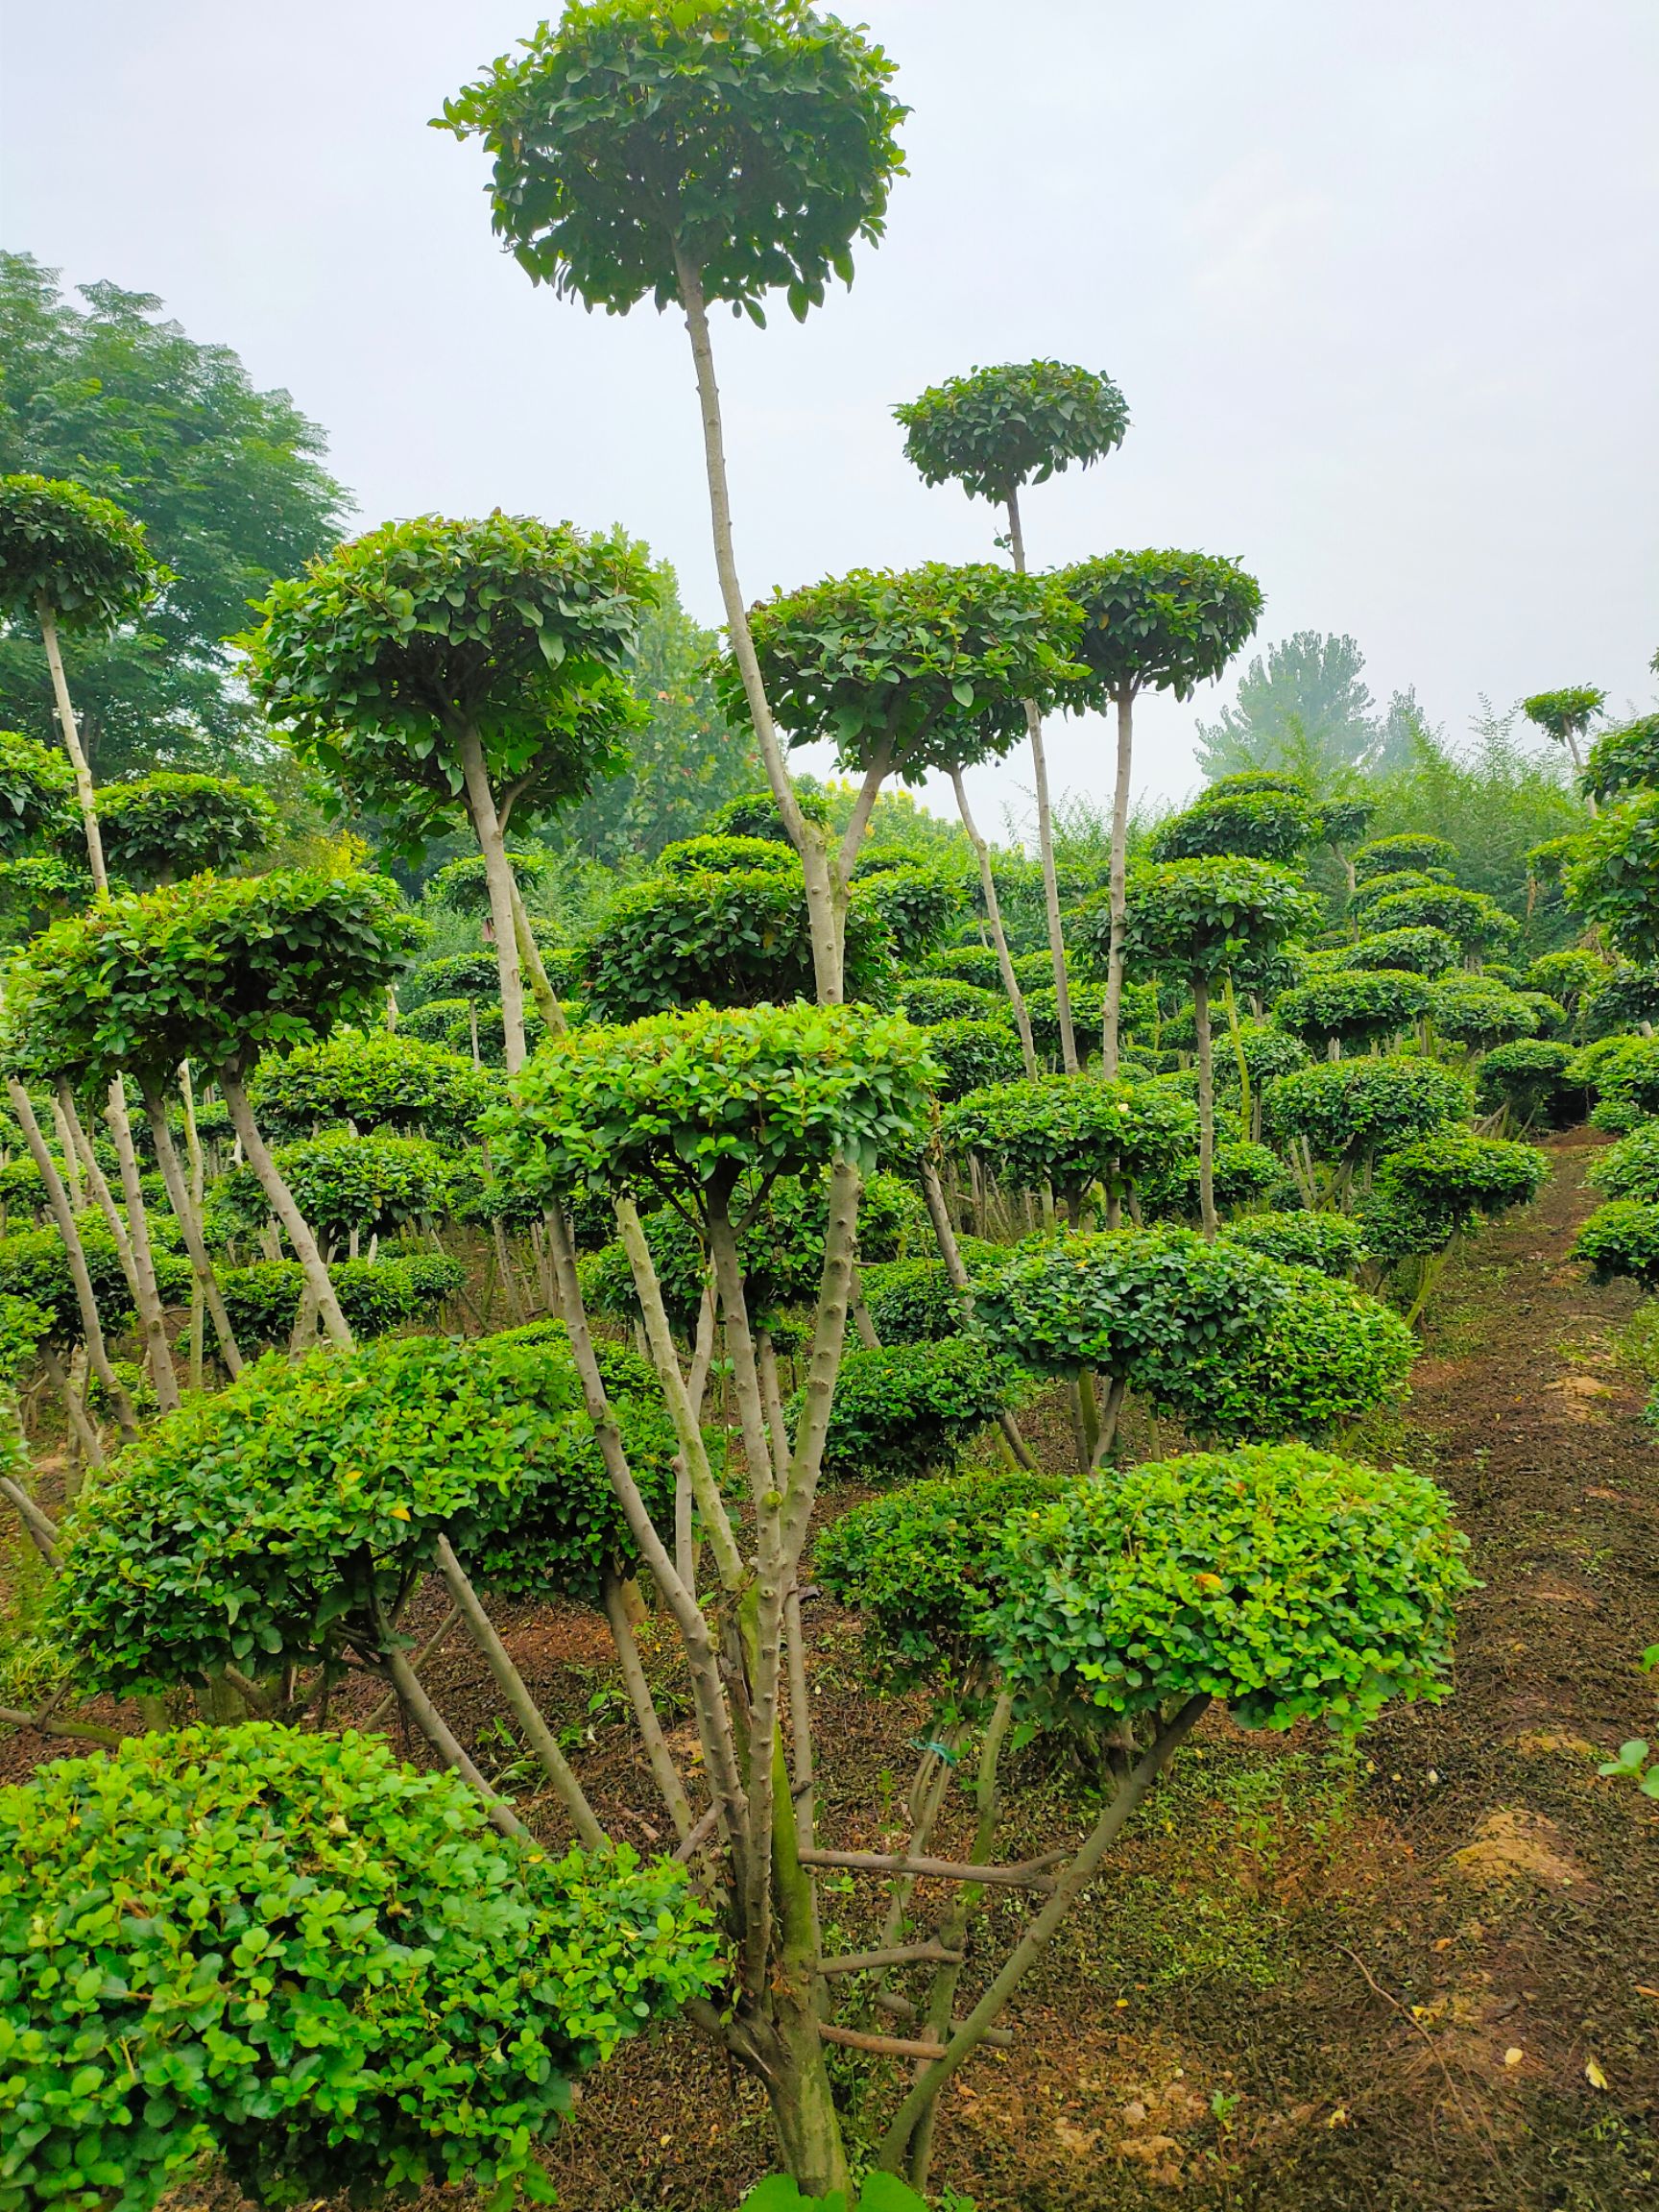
[1139, 1138, 1284, 1223]
[1429, 974, 1538, 1050]
[1588, 1120, 1659, 1203]
[248, 1031, 500, 1144]
[1273, 968, 1430, 1053]
[855, 1239, 1008, 1343]
[1263, 1056, 1472, 1170]
[805, 1335, 1024, 1482]
[904, 1014, 1022, 1102]
[1474, 1039, 1576, 1128]
[1221, 1209, 1365, 1277]
[0, 1726, 717, 2212]
[1574, 1200, 1659, 1289]
[1346, 926, 1461, 978]
[208, 1131, 454, 1251]
[944, 1073, 1197, 1214]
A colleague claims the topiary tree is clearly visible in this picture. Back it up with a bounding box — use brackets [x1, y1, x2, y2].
[6, 870, 418, 1354]
[208, 1130, 453, 1258]
[444, 4, 905, 1039]
[1586, 1119, 1659, 1204]
[913, 1014, 1025, 1102]
[1221, 1208, 1365, 1276]
[1574, 1198, 1659, 1288]
[1581, 711, 1659, 808]
[1361, 1130, 1547, 1320]
[582, 854, 896, 1021]
[1428, 974, 1539, 1051]
[1273, 967, 1431, 1057]
[1347, 926, 1461, 978]
[1149, 783, 1319, 865]
[485, 998, 938, 2187]
[659, 830, 798, 879]
[0, 1724, 718, 2212]
[1351, 831, 1460, 881]
[836, 1441, 1470, 2186]
[245, 1028, 499, 1145]
[1263, 1055, 1473, 1204]
[1316, 793, 1374, 896]
[725, 563, 1085, 1028]
[247, 513, 651, 1070]
[0, 473, 167, 891]
[1564, 789, 1659, 965]
[1119, 856, 1319, 1233]
[1366, 881, 1520, 958]
[1137, 1136, 1285, 1223]
[894, 365, 1130, 1070]
[708, 783, 832, 845]
[1524, 684, 1605, 781]
[1528, 947, 1612, 1030]
[1059, 552, 1264, 1073]
[943, 1073, 1197, 1228]
[1475, 1038, 1577, 1131]
[899, 975, 1002, 1025]
[90, 771, 275, 885]
[804, 1335, 1023, 1481]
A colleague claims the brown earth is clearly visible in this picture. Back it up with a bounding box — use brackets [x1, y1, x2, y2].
[11, 1132, 1659, 2210]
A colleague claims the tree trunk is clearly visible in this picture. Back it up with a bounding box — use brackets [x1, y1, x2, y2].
[456, 724, 528, 1074]
[950, 767, 1039, 1077]
[1193, 973, 1218, 1239]
[221, 1073, 353, 1347]
[140, 1084, 244, 1376]
[508, 875, 565, 1037]
[674, 246, 841, 1006]
[1004, 487, 1078, 1073]
[36, 595, 108, 894]
[1102, 685, 1136, 1077]
[104, 1080, 180, 1413]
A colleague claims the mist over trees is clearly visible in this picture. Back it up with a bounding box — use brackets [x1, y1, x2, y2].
[1194, 629, 1427, 781]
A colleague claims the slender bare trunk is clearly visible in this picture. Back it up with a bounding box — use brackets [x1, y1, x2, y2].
[1102, 684, 1136, 1077]
[674, 247, 841, 1005]
[950, 767, 1038, 1077]
[104, 1081, 180, 1412]
[383, 1644, 524, 1839]
[36, 595, 108, 894]
[221, 1073, 353, 1348]
[456, 725, 528, 1074]
[1004, 487, 1077, 1072]
[140, 1085, 243, 1376]
[602, 1569, 696, 1843]
[508, 875, 565, 1037]
[1193, 973, 1217, 1239]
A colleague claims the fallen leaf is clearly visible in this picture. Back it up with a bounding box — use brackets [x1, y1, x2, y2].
[1585, 2057, 1608, 2091]
[1503, 2047, 1524, 2068]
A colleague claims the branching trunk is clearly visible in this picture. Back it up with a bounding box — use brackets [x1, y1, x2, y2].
[950, 767, 1039, 1077]
[457, 723, 529, 1073]
[1004, 487, 1077, 1073]
[602, 1569, 696, 1843]
[103, 1081, 180, 1412]
[221, 1073, 353, 1347]
[1102, 684, 1136, 1077]
[36, 595, 108, 894]
[140, 1084, 243, 1376]
[1192, 973, 1218, 1239]
[383, 1643, 525, 1839]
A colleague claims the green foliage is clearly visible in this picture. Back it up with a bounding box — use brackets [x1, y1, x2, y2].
[0, 255, 348, 778]
[1581, 712, 1659, 806]
[983, 1444, 1474, 1732]
[5, 870, 418, 1084]
[917, 1015, 1024, 1101]
[441, 0, 906, 324]
[1192, 632, 1385, 781]
[856, 1241, 1007, 1343]
[0, 854, 95, 938]
[805, 1335, 1022, 1483]
[247, 514, 651, 853]
[92, 773, 274, 884]
[1139, 1140, 1285, 1223]
[0, 729, 72, 853]
[657, 832, 794, 878]
[1059, 550, 1262, 706]
[926, 943, 1003, 988]
[1586, 1120, 1659, 1204]
[491, 1002, 936, 1212]
[944, 1074, 1197, 1203]
[1573, 1200, 1659, 1289]
[0, 1724, 717, 2212]
[1351, 832, 1459, 881]
[735, 563, 1085, 777]
[583, 858, 894, 1020]
[853, 863, 962, 964]
[1565, 790, 1659, 962]
[1263, 1055, 1473, 1164]
[49, 1333, 678, 1694]
[212, 1132, 453, 1247]
[1366, 1131, 1546, 1253]
[1522, 685, 1604, 746]
[1428, 974, 1538, 1049]
[1149, 787, 1318, 864]
[400, 994, 475, 1046]
[1120, 856, 1321, 982]
[428, 849, 560, 915]
[400, 950, 503, 1008]
[1274, 968, 1430, 1050]
[895, 360, 1127, 505]
[1474, 1039, 1576, 1125]
[1347, 868, 1448, 916]
[1347, 926, 1460, 977]
[1367, 883, 1519, 952]
[741, 2176, 950, 2212]
[900, 975, 1001, 1025]
[816, 1466, 1066, 1686]
[978, 1227, 1413, 1440]
[0, 470, 164, 633]
[247, 1030, 500, 1144]
[708, 785, 830, 842]
[1220, 1209, 1365, 1277]
[1214, 1021, 1310, 1090]
[0, 1225, 145, 1345]
[1579, 960, 1659, 1037]
[216, 1255, 465, 1348]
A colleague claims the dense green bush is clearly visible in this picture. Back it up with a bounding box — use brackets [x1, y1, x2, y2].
[943, 1074, 1197, 1209]
[1346, 926, 1461, 978]
[1564, 790, 1659, 962]
[1581, 961, 1659, 1039]
[912, 1015, 1024, 1101]
[1214, 1020, 1310, 1091]
[582, 861, 894, 1020]
[1587, 1120, 1659, 1204]
[805, 1335, 1022, 1483]
[0, 728, 73, 852]
[706, 786, 830, 843]
[247, 1031, 500, 1145]
[398, 949, 503, 1008]
[656, 832, 796, 878]
[1263, 1056, 1472, 1166]
[1573, 1200, 1659, 1290]
[899, 975, 1003, 1025]
[1428, 974, 1538, 1049]
[92, 772, 275, 884]
[216, 1253, 465, 1347]
[1580, 711, 1659, 806]
[426, 848, 559, 915]
[0, 1224, 186, 1344]
[816, 1466, 1067, 1686]
[1474, 1038, 1576, 1126]
[1148, 787, 1318, 864]
[854, 863, 961, 964]
[1221, 1209, 1365, 1277]
[855, 1239, 1009, 1343]
[1138, 1139, 1284, 1222]
[0, 1725, 717, 2212]
[1527, 947, 1609, 1014]
[1351, 832, 1460, 881]
[982, 1445, 1472, 1733]
[1273, 968, 1430, 1052]
[400, 994, 474, 1046]
[47, 1333, 678, 1694]
[1360, 1131, 1547, 1260]
[210, 1132, 453, 1250]
[1347, 869, 1449, 918]
[1368, 884, 1519, 954]
[925, 943, 1004, 988]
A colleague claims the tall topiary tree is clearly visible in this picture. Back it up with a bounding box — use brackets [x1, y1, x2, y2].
[1523, 684, 1605, 784]
[1120, 857, 1319, 1233]
[894, 363, 1130, 1070]
[91, 770, 275, 886]
[247, 513, 650, 1070]
[1059, 552, 1264, 1073]
[441, 2, 906, 1013]
[725, 561, 1086, 1057]
[0, 473, 166, 892]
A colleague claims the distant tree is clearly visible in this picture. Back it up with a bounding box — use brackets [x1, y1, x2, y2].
[895, 362, 1129, 1070]
[557, 554, 761, 863]
[0, 254, 348, 777]
[1194, 631, 1382, 781]
[1523, 685, 1605, 780]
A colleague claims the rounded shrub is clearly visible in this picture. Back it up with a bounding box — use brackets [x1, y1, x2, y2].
[1587, 1120, 1659, 1204]
[247, 1031, 500, 1145]
[1360, 1131, 1547, 1260]
[657, 831, 797, 878]
[854, 863, 962, 965]
[1346, 926, 1461, 978]
[1581, 961, 1659, 1039]
[1574, 1200, 1659, 1289]
[1148, 787, 1319, 864]
[210, 1131, 454, 1250]
[1347, 868, 1449, 917]
[855, 1239, 1009, 1343]
[1527, 947, 1609, 1013]
[909, 1015, 1024, 1102]
[926, 944, 1004, 988]
[944, 1074, 1198, 1207]
[900, 975, 1004, 1025]
[1138, 1139, 1284, 1222]
[92, 772, 275, 884]
[1351, 832, 1460, 881]
[1429, 975, 1539, 1050]
[982, 1444, 1475, 1732]
[1474, 1038, 1576, 1127]
[399, 949, 504, 1008]
[1221, 1209, 1366, 1277]
[1263, 1055, 1473, 1166]
[815, 1466, 1068, 1687]
[805, 1335, 1023, 1483]
[1273, 968, 1431, 1052]
[0, 1724, 717, 2212]
[1368, 885, 1519, 955]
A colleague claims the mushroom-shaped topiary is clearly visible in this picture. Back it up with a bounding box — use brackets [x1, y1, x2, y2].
[943, 1073, 1198, 1227]
[1428, 974, 1539, 1051]
[1273, 967, 1431, 1056]
[1351, 832, 1459, 881]
[246, 1029, 500, 1145]
[1523, 685, 1605, 775]
[91, 772, 276, 885]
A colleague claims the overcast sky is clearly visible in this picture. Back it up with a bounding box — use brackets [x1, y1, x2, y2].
[4, 1, 1656, 837]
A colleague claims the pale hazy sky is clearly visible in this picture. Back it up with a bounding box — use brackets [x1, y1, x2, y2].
[4, 1, 1656, 837]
